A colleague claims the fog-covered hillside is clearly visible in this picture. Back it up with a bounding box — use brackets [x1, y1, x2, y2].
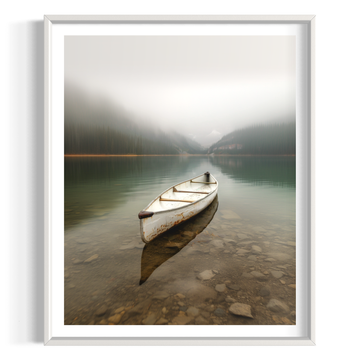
[208, 122, 296, 155]
[64, 84, 204, 155]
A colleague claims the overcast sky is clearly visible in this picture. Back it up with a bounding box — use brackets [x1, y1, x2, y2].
[65, 36, 295, 146]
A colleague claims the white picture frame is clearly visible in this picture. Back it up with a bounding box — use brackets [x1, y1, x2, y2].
[44, 15, 315, 346]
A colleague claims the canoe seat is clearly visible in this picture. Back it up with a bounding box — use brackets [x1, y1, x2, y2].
[160, 197, 194, 203]
[173, 187, 209, 195]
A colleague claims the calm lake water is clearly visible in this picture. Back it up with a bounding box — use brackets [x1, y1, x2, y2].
[64, 156, 296, 325]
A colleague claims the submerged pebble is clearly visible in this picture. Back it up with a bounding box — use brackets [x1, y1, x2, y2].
[267, 299, 290, 313]
[95, 305, 107, 316]
[84, 254, 99, 263]
[214, 308, 226, 317]
[229, 303, 253, 318]
[197, 270, 215, 280]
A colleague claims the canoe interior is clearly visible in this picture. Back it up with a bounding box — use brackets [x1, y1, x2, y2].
[146, 173, 217, 213]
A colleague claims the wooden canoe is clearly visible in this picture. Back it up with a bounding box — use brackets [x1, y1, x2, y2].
[138, 172, 218, 243]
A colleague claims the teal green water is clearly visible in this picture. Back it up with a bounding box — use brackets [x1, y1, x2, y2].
[64, 156, 296, 325]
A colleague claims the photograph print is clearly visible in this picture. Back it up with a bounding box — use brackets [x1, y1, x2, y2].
[64, 35, 296, 326]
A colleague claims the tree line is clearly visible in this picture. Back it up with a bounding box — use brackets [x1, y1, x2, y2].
[64, 123, 178, 155]
[208, 122, 296, 155]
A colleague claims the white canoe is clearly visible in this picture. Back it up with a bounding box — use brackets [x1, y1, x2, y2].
[138, 172, 218, 243]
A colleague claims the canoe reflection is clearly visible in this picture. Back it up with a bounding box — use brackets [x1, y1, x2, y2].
[139, 196, 218, 285]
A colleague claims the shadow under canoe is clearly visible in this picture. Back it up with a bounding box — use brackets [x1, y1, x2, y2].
[139, 196, 219, 285]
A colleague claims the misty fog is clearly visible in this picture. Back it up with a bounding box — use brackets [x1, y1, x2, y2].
[65, 36, 295, 148]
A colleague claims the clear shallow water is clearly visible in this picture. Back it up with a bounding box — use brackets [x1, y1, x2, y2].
[64, 156, 296, 325]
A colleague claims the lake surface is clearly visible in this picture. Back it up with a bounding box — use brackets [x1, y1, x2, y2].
[64, 155, 296, 325]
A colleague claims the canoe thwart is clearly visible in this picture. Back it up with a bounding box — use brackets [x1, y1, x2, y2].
[160, 197, 194, 203]
[173, 187, 209, 195]
[138, 211, 154, 219]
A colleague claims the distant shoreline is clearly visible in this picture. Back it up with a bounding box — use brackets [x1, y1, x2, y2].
[64, 154, 296, 157]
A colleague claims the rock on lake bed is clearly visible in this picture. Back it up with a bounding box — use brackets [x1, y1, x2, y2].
[229, 303, 253, 318]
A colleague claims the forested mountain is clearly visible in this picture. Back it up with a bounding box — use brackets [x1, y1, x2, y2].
[64, 123, 179, 155]
[207, 122, 296, 155]
[64, 84, 204, 155]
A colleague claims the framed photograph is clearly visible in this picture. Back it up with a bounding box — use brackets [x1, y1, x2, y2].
[44, 15, 315, 345]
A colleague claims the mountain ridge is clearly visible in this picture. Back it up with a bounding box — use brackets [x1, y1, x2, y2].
[207, 122, 296, 155]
